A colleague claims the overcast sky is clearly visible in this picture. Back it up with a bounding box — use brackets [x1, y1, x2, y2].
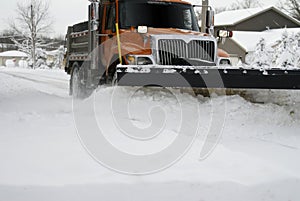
[0, 0, 280, 37]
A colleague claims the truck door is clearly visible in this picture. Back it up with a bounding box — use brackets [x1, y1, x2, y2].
[99, 2, 117, 72]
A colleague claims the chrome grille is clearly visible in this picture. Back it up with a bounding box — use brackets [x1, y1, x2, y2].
[158, 39, 215, 65]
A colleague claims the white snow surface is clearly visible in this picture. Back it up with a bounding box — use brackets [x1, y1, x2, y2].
[214, 6, 299, 26]
[0, 50, 27, 57]
[215, 7, 268, 26]
[0, 67, 300, 201]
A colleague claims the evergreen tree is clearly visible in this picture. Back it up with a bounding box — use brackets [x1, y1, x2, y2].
[53, 46, 65, 69]
[251, 38, 272, 72]
[293, 32, 300, 68]
[274, 30, 294, 68]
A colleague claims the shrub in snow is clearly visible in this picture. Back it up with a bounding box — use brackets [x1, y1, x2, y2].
[236, 56, 244, 67]
[273, 30, 295, 68]
[251, 38, 272, 71]
[5, 59, 16, 67]
[293, 32, 300, 68]
[36, 59, 49, 69]
[53, 46, 66, 69]
[18, 59, 28, 68]
[34, 48, 48, 69]
[11, 37, 54, 69]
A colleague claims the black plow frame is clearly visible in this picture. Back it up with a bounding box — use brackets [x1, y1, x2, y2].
[117, 66, 300, 90]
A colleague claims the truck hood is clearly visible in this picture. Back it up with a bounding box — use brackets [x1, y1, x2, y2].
[145, 28, 208, 37]
[120, 27, 209, 37]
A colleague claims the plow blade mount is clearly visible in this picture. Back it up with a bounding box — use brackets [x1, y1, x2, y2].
[116, 65, 300, 90]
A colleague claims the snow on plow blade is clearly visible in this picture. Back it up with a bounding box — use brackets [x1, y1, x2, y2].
[117, 65, 300, 89]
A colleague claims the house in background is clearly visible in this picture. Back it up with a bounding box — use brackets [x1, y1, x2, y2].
[228, 28, 300, 65]
[0, 37, 17, 53]
[0, 50, 28, 67]
[215, 6, 300, 63]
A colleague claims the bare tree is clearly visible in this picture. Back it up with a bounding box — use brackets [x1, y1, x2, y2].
[215, 6, 227, 14]
[215, 0, 262, 13]
[279, 0, 300, 21]
[9, 0, 52, 68]
[233, 0, 261, 9]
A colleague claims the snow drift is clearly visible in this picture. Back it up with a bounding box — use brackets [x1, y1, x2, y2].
[0, 68, 300, 201]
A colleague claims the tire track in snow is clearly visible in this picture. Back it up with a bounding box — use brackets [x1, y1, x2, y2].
[0, 71, 68, 89]
[0, 70, 70, 98]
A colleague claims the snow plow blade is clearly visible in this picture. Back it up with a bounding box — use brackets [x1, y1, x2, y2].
[116, 65, 300, 89]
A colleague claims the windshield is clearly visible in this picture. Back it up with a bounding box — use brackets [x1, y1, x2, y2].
[119, 1, 199, 31]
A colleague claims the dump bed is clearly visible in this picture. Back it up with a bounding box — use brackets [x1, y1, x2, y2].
[65, 21, 90, 73]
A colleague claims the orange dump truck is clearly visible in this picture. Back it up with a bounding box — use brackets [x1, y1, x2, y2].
[65, 0, 300, 97]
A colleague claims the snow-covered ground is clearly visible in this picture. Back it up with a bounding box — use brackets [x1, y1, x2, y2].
[0, 66, 300, 201]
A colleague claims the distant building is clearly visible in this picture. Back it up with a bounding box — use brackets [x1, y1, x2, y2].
[0, 51, 28, 67]
[215, 6, 300, 62]
[0, 37, 17, 53]
[0, 35, 64, 53]
[215, 6, 300, 33]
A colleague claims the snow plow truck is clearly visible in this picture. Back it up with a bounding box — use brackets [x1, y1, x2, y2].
[64, 0, 300, 97]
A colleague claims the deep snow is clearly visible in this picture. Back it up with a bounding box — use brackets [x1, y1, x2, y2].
[0, 67, 300, 201]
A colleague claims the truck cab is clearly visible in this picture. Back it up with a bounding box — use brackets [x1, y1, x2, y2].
[65, 0, 231, 95]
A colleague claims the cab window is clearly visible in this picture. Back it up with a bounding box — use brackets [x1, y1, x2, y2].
[105, 4, 116, 30]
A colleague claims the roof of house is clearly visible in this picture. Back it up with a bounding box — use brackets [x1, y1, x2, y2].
[231, 28, 300, 52]
[0, 50, 27, 58]
[215, 6, 300, 27]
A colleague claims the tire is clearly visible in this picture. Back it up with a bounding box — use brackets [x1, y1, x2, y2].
[107, 56, 124, 86]
[70, 62, 86, 99]
[111, 70, 118, 86]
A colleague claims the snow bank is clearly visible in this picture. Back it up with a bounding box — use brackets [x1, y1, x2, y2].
[5, 59, 16, 67]
[18, 60, 28, 68]
[0, 68, 300, 200]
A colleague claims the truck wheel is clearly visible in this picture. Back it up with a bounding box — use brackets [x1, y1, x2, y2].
[107, 56, 124, 86]
[70, 63, 85, 99]
[112, 71, 118, 86]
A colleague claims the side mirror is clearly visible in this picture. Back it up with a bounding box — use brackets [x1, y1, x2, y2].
[206, 10, 214, 29]
[217, 30, 233, 38]
[89, 2, 100, 31]
[205, 10, 215, 35]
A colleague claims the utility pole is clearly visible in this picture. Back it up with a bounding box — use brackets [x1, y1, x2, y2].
[201, 0, 209, 33]
[30, 3, 36, 68]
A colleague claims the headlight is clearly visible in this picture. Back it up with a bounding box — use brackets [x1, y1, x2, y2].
[125, 55, 153, 65]
[126, 55, 136, 65]
[137, 57, 152, 65]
